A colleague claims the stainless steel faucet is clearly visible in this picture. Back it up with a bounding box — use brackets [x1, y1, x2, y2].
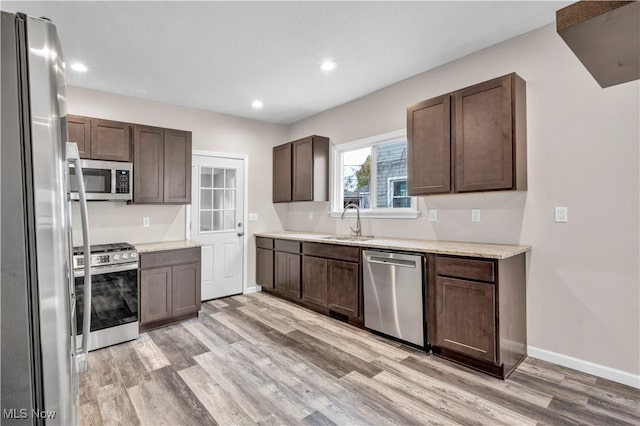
[341, 203, 361, 237]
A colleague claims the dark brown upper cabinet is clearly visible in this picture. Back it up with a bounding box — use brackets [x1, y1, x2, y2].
[134, 125, 164, 203]
[273, 143, 292, 202]
[163, 129, 192, 203]
[454, 74, 526, 193]
[407, 73, 527, 196]
[91, 118, 131, 162]
[557, 1, 639, 88]
[133, 125, 192, 204]
[66, 115, 91, 159]
[273, 135, 329, 203]
[66, 115, 131, 161]
[407, 95, 451, 195]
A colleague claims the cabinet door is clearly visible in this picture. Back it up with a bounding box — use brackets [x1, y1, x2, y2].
[273, 143, 292, 202]
[67, 115, 91, 159]
[407, 95, 451, 195]
[133, 125, 164, 203]
[274, 251, 288, 294]
[328, 260, 359, 318]
[302, 256, 328, 307]
[172, 262, 201, 317]
[256, 248, 274, 289]
[91, 119, 131, 162]
[292, 137, 313, 201]
[164, 129, 192, 203]
[140, 267, 172, 324]
[286, 253, 301, 299]
[435, 277, 496, 363]
[454, 75, 513, 192]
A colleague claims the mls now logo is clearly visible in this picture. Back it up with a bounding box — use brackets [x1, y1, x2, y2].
[3, 408, 56, 420]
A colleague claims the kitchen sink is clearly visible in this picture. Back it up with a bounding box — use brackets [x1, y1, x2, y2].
[321, 236, 374, 242]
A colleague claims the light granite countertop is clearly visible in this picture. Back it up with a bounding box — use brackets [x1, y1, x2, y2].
[254, 231, 530, 259]
[134, 239, 202, 254]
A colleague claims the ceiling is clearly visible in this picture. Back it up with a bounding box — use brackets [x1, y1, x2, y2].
[3, 1, 568, 124]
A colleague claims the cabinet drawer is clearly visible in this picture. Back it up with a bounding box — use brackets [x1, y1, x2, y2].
[436, 255, 495, 283]
[274, 239, 301, 254]
[303, 242, 360, 262]
[256, 237, 274, 249]
[140, 247, 201, 269]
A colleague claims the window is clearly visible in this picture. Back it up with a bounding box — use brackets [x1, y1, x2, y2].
[389, 178, 410, 208]
[199, 166, 237, 232]
[331, 129, 419, 218]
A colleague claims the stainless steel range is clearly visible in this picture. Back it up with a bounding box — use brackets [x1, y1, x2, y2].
[73, 243, 139, 351]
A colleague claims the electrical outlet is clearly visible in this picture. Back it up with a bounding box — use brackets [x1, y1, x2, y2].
[248, 213, 258, 222]
[471, 209, 481, 222]
[555, 206, 568, 223]
[143, 217, 150, 227]
[428, 209, 438, 222]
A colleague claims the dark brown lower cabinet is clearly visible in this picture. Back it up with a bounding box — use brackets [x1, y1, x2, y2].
[300, 242, 361, 322]
[256, 247, 274, 289]
[140, 266, 172, 324]
[302, 256, 328, 307]
[435, 277, 496, 363]
[431, 253, 526, 379]
[257, 237, 527, 380]
[258, 238, 361, 325]
[275, 251, 301, 300]
[327, 260, 359, 318]
[139, 247, 201, 331]
[172, 263, 200, 317]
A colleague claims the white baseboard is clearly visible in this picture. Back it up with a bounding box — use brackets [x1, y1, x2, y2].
[243, 286, 259, 295]
[528, 346, 640, 389]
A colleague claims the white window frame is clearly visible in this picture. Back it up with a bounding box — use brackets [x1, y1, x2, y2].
[330, 129, 420, 219]
[387, 176, 410, 208]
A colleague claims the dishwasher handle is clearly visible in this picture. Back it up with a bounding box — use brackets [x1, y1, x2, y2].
[366, 256, 416, 268]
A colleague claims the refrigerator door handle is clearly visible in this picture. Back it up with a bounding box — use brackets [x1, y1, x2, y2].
[66, 142, 91, 371]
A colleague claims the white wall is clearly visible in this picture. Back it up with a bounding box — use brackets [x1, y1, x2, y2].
[287, 24, 640, 376]
[68, 87, 289, 291]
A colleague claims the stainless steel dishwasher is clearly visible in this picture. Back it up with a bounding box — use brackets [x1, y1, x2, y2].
[363, 250, 425, 347]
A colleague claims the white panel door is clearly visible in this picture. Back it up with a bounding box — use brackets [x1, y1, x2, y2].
[191, 155, 244, 300]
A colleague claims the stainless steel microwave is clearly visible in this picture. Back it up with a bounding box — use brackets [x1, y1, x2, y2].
[69, 159, 133, 201]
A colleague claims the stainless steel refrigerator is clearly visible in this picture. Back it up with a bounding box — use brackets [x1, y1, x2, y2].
[1, 11, 92, 426]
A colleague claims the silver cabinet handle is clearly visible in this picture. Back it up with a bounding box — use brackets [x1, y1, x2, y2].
[67, 142, 91, 371]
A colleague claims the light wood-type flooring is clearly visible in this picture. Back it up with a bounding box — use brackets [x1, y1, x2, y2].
[80, 292, 640, 425]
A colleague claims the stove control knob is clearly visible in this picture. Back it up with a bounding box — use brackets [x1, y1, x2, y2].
[122, 252, 129, 260]
[113, 254, 120, 261]
[131, 252, 138, 259]
[91, 257, 98, 265]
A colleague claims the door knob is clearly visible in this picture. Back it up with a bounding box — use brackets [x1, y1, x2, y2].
[238, 232, 244, 237]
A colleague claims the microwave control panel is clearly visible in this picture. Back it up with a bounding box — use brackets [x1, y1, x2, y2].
[116, 170, 130, 194]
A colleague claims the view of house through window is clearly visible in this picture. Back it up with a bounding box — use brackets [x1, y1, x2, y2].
[341, 139, 411, 210]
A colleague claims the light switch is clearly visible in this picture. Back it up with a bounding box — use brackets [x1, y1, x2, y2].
[555, 206, 568, 223]
[471, 209, 481, 222]
[428, 209, 438, 222]
[308, 212, 314, 220]
[248, 213, 259, 222]
[143, 217, 150, 227]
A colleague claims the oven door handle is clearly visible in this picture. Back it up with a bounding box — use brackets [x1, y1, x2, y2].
[67, 142, 91, 372]
[74, 262, 139, 277]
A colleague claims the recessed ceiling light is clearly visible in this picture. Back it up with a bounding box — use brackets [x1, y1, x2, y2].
[251, 100, 263, 109]
[319, 60, 337, 72]
[70, 62, 88, 72]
